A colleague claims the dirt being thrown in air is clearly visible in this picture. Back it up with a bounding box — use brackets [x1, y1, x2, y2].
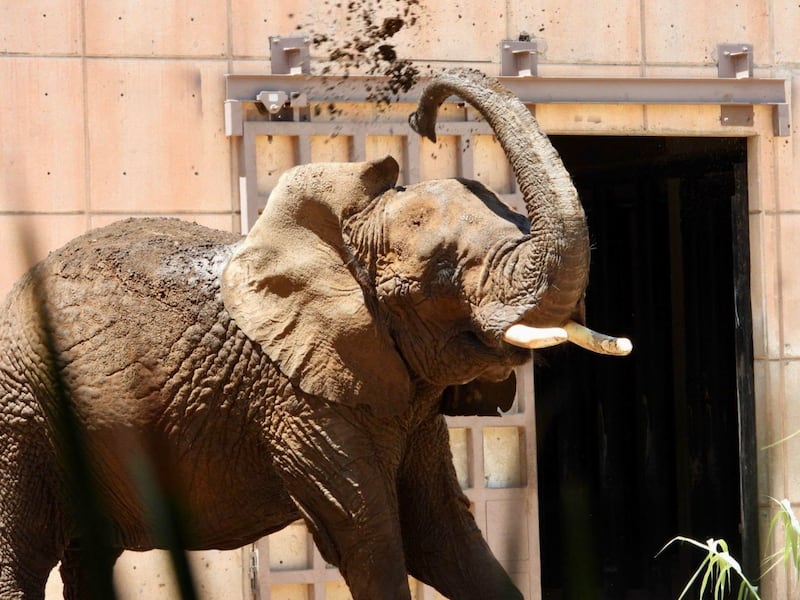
[294, 0, 427, 107]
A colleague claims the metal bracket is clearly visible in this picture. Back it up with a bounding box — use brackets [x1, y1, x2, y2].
[718, 43, 755, 128]
[500, 39, 538, 77]
[224, 99, 244, 136]
[249, 544, 260, 600]
[270, 35, 310, 75]
[720, 104, 754, 127]
[773, 103, 791, 137]
[718, 43, 753, 79]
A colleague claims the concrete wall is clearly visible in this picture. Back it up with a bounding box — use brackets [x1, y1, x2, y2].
[3, 1, 800, 598]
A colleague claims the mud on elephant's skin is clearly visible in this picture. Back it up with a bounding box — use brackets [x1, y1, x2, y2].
[0, 68, 630, 599]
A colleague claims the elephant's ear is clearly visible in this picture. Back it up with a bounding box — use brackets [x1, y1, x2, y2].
[221, 157, 411, 416]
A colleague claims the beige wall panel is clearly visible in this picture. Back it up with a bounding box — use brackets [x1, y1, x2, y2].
[232, 0, 429, 65]
[0, 215, 87, 298]
[230, 0, 291, 59]
[428, 102, 478, 123]
[747, 132, 777, 214]
[757, 359, 786, 499]
[46, 549, 246, 600]
[0, 0, 81, 55]
[761, 213, 783, 358]
[394, 1, 506, 63]
[0, 57, 86, 213]
[534, 103, 645, 134]
[749, 213, 782, 360]
[84, 0, 227, 57]
[326, 102, 390, 123]
[366, 135, 407, 184]
[643, 1, 771, 65]
[473, 134, 512, 193]
[773, 0, 800, 63]
[310, 134, 351, 163]
[85, 59, 231, 213]
[752, 360, 769, 494]
[374, 102, 420, 122]
[115, 550, 245, 600]
[751, 104, 779, 147]
[483, 427, 524, 488]
[775, 132, 795, 213]
[255, 135, 297, 195]
[268, 522, 310, 570]
[419, 135, 459, 181]
[759, 504, 792, 599]
[229, 59, 275, 75]
[644, 104, 741, 135]
[257, 1, 504, 64]
[269, 584, 310, 600]
[44, 569, 64, 598]
[448, 427, 470, 489]
[780, 214, 800, 358]
[325, 581, 354, 599]
[784, 361, 800, 500]
[537, 64, 641, 77]
[510, 0, 642, 64]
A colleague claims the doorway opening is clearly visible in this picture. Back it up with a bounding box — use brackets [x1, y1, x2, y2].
[535, 135, 754, 599]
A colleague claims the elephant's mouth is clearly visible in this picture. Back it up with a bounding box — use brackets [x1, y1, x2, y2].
[501, 320, 633, 356]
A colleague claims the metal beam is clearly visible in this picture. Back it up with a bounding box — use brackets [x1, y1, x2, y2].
[226, 73, 787, 107]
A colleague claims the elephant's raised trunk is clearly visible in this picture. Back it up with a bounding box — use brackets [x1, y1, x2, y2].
[409, 69, 631, 356]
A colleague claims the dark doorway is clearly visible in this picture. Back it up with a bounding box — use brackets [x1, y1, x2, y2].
[534, 136, 755, 599]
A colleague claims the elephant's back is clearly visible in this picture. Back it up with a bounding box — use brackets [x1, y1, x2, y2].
[0, 219, 302, 548]
[40, 217, 241, 309]
[5, 218, 248, 417]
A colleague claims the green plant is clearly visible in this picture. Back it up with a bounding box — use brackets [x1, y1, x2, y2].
[658, 536, 761, 600]
[662, 420, 800, 600]
[763, 497, 800, 582]
[663, 497, 800, 600]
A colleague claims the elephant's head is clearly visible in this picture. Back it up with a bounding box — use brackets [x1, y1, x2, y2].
[221, 68, 630, 416]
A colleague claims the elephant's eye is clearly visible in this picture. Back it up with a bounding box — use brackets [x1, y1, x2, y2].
[431, 261, 458, 288]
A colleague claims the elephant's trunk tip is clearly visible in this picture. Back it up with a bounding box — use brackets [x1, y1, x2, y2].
[408, 111, 437, 143]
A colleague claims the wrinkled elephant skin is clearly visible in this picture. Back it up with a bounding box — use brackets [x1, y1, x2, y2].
[0, 69, 622, 599]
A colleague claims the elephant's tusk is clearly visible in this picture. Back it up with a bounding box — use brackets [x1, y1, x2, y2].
[502, 324, 568, 349]
[563, 320, 633, 356]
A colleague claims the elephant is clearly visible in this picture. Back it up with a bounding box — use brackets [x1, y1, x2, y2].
[0, 68, 630, 599]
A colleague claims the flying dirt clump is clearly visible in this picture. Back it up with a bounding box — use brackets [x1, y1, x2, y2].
[298, 0, 425, 106]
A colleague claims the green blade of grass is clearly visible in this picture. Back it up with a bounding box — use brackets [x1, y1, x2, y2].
[659, 536, 761, 600]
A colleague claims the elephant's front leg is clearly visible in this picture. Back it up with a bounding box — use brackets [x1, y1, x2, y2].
[266, 393, 412, 600]
[399, 415, 523, 600]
